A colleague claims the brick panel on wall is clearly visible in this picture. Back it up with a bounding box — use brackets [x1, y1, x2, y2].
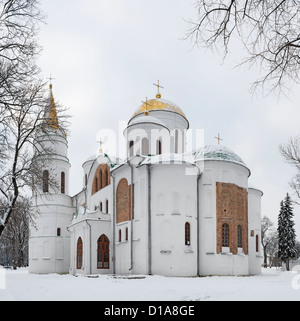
[116, 178, 134, 224]
[216, 182, 248, 255]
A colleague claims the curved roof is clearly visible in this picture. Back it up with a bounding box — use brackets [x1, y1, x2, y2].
[129, 115, 167, 128]
[193, 145, 246, 167]
[83, 153, 122, 169]
[132, 97, 187, 119]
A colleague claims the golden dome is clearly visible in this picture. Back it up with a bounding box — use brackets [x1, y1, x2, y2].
[132, 96, 187, 119]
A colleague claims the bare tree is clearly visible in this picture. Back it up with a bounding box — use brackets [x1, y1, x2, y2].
[261, 216, 277, 267]
[0, 197, 30, 268]
[186, 0, 300, 94]
[0, 0, 70, 237]
[280, 136, 300, 203]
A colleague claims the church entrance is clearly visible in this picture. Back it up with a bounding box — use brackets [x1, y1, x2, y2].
[97, 235, 110, 269]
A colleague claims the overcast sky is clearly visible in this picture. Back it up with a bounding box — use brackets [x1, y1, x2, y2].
[38, 0, 300, 238]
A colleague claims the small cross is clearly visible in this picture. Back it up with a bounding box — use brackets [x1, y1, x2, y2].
[153, 80, 164, 96]
[215, 133, 223, 145]
[153, 80, 164, 98]
[97, 139, 104, 154]
[141, 97, 151, 115]
[48, 74, 55, 88]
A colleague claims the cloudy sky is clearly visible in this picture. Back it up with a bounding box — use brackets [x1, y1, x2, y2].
[38, 0, 300, 237]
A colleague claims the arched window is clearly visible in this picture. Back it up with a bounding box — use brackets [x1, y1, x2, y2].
[119, 229, 122, 242]
[106, 199, 109, 214]
[156, 193, 164, 215]
[222, 224, 229, 247]
[97, 235, 110, 269]
[77, 237, 83, 269]
[185, 222, 191, 246]
[105, 169, 109, 187]
[237, 225, 242, 248]
[156, 140, 162, 155]
[172, 191, 181, 214]
[94, 177, 98, 193]
[175, 129, 179, 153]
[129, 140, 134, 157]
[99, 170, 103, 190]
[61, 172, 65, 194]
[57, 228, 61, 237]
[43, 170, 49, 193]
[141, 138, 149, 155]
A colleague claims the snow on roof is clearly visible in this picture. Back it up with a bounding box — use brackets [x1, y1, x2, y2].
[129, 115, 167, 128]
[192, 145, 246, 167]
[83, 153, 123, 169]
[139, 153, 196, 166]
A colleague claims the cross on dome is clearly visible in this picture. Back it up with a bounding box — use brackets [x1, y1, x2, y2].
[141, 97, 151, 116]
[153, 80, 164, 98]
[215, 133, 223, 145]
[48, 74, 55, 89]
[97, 139, 104, 154]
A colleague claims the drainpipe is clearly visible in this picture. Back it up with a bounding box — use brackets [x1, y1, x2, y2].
[197, 172, 201, 277]
[111, 172, 116, 275]
[86, 220, 92, 275]
[147, 164, 152, 275]
[127, 160, 134, 272]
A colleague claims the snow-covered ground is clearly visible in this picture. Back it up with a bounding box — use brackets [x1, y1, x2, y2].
[1, 267, 300, 301]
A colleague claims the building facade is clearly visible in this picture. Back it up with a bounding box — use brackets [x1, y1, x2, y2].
[29, 86, 263, 276]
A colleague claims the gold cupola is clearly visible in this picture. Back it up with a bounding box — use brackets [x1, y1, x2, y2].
[132, 95, 187, 119]
[43, 82, 59, 129]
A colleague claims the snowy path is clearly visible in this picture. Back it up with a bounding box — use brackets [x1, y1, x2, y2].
[1, 267, 300, 301]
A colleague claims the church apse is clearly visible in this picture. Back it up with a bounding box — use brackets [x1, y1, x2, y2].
[216, 182, 248, 255]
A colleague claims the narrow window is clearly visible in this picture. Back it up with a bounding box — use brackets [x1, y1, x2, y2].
[185, 222, 191, 246]
[100, 202, 103, 212]
[57, 228, 61, 237]
[97, 235, 110, 269]
[61, 172, 65, 194]
[237, 225, 242, 248]
[256, 235, 259, 252]
[94, 177, 98, 193]
[85, 174, 87, 186]
[105, 169, 109, 187]
[156, 140, 162, 155]
[99, 170, 103, 190]
[175, 129, 179, 153]
[129, 140, 134, 157]
[222, 223, 229, 247]
[106, 199, 109, 214]
[141, 138, 149, 155]
[126, 227, 128, 241]
[42, 170, 49, 193]
[77, 237, 83, 269]
[119, 229, 122, 242]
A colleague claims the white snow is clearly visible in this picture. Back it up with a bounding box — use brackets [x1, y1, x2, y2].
[1, 267, 300, 301]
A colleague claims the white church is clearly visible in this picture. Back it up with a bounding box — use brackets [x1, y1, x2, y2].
[29, 83, 263, 277]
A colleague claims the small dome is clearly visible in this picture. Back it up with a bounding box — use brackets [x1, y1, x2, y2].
[132, 97, 186, 119]
[83, 154, 96, 166]
[193, 145, 246, 167]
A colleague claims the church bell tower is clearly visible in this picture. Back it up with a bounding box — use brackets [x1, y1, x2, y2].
[29, 82, 73, 274]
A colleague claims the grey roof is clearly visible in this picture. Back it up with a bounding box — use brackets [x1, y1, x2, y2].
[192, 145, 246, 167]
